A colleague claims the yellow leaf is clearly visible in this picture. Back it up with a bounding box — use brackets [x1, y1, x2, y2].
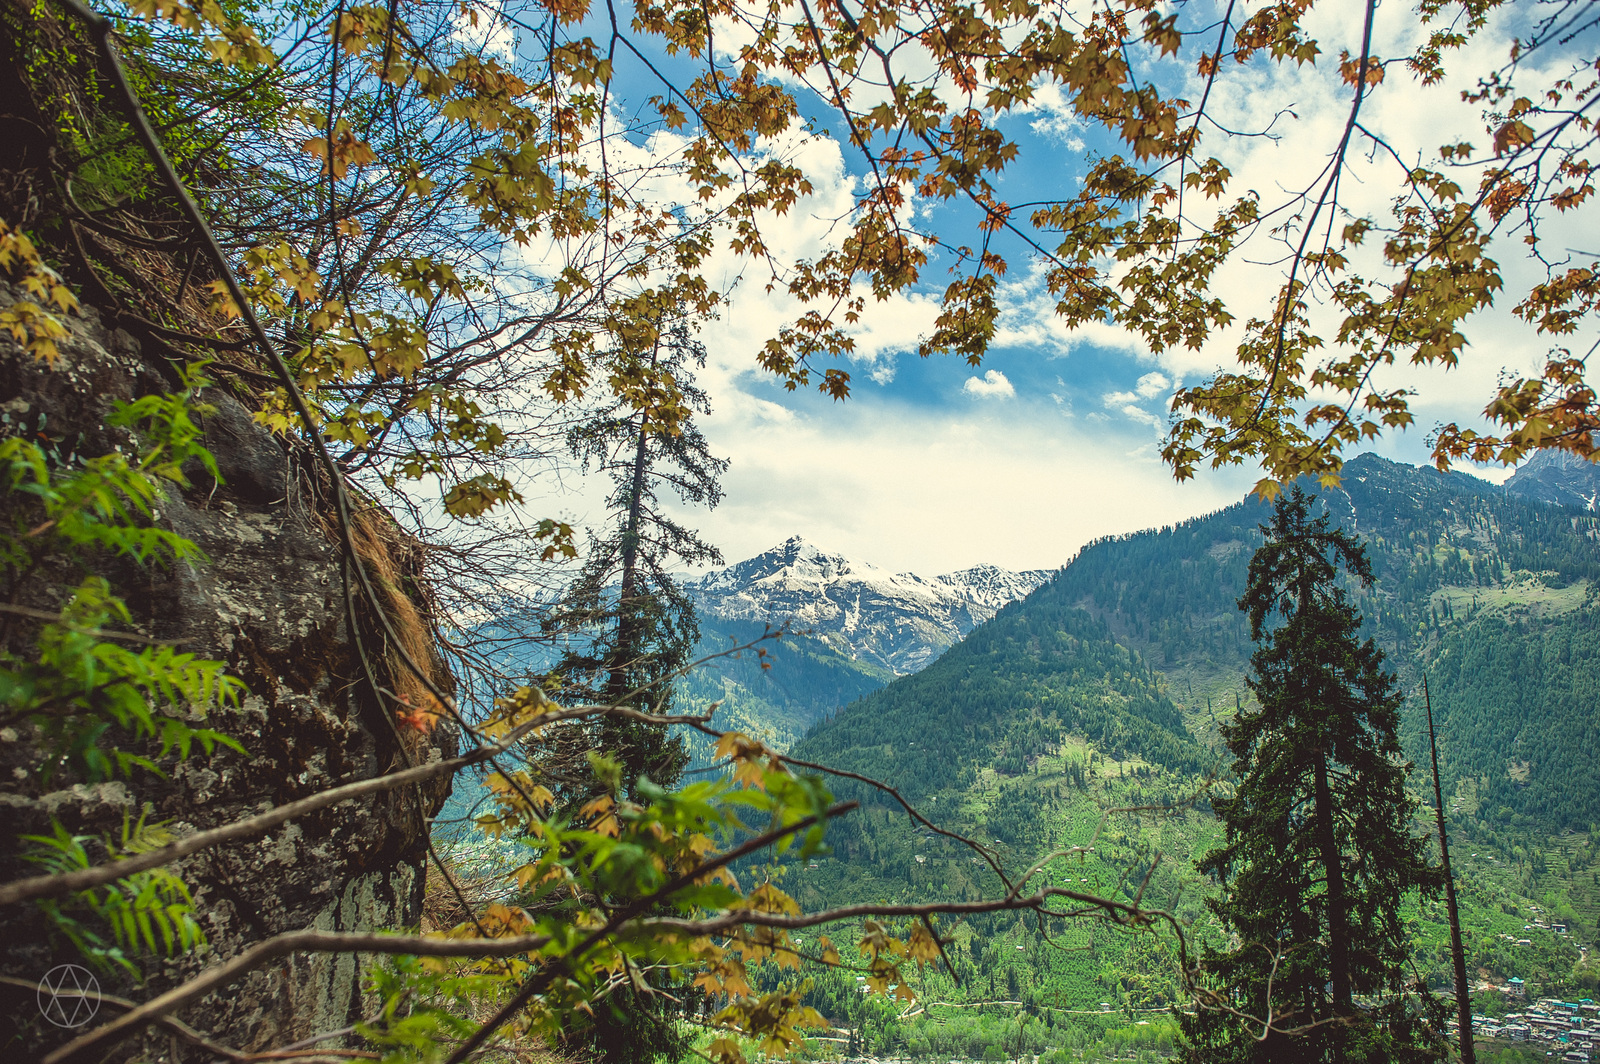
[907, 921, 942, 963]
[510, 861, 564, 889]
[748, 882, 800, 915]
[706, 1037, 747, 1064]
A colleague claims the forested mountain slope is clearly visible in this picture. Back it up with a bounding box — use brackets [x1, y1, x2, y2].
[786, 453, 1600, 935]
[768, 455, 1600, 1051]
[1419, 617, 1600, 832]
[779, 599, 1220, 1030]
[1045, 452, 1600, 833]
[673, 538, 1048, 761]
[791, 600, 1205, 803]
[1058, 454, 1598, 671]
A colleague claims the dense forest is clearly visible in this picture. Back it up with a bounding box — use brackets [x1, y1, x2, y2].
[743, 456, 1600, 1058]
[1010, 453, 1600, 835]
[1413, 618, 1600, 831]
[793, 601, 1206, 805]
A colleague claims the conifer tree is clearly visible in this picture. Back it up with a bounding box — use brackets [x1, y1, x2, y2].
[537, 313, 727, 1064]
[1180, 487, 1445, 1063]
[545, 313, 727, 798]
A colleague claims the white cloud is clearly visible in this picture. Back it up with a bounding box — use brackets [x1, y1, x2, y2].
[1101, 371, 1172, 433]
[1134, 372, 1171, 399]
[1101, 399, 1164, 432]
[1023, 83, 1087, 151]
[451, 1, 516, 61]
[963, 369, 1016, 398]
[491, 11, 1581, 583]
[984, 261, 1157, 362]
[746, 397, 796, 425]
[675, 396, 1255, 574]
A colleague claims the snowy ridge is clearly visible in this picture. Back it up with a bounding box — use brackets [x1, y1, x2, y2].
[688, 537, 1052, 674]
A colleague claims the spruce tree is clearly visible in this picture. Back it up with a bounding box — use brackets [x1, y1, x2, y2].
[545, 313, 727, 798]
[536, 313, 728, 1064]
[1179, 487, 1445, 1063]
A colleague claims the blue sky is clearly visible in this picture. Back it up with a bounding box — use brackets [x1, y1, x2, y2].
[516, 0, 1580, 576]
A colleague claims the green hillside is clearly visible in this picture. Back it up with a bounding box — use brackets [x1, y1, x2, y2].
[756, 455, 1600, 1059]
[765, 730, 1223, 1061]
[1411, 615, 1600, 833]
[793, 601, 1207, 801]
[795, 454, 1600, 844]
[774, 594, 1223, 1059]
[1054, 454, 1600, 835]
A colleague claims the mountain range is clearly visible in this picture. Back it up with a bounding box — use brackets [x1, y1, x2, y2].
[685, 458, 1600, 816]
[688, 536, 1052, 674]
[675, 538, 1050, 758]
[446, 451, 1600, 1055]
[1504, 448, 1600, 511]
[794, 452, 1600, 831]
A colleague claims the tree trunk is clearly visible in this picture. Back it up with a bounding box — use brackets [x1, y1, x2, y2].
[1426, 676, 1476, 1064]
[1313, 753, 1351, 1012]
[1299, 573, 1351, 1014]
[609, 340, 657, 702]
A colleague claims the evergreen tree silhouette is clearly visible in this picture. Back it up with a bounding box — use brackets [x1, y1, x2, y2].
[1179, 487, 1445, 1063]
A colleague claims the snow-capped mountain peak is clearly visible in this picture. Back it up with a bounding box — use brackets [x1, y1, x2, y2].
[696, 536, 866, 592]
[688, 538, 1053, 674]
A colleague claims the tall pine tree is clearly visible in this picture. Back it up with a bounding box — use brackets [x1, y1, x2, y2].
[544, 313, 727, 797]
[1180, 487, 1444, 1063]
[535, 312, 727, 1064]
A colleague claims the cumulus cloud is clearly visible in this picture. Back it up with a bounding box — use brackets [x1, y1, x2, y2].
[1023, 83, 1088, 151]
[674, 394, 1255, 574]
[1134, 372, 1171, 399]
[502, 17, 1572, 580]
[1101, 371, 1174, 433]
[963, 369, 1016, 398]
[1103, 401, 1164, 432]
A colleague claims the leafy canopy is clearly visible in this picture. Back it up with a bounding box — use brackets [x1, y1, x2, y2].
[72, 0, 1600, 513]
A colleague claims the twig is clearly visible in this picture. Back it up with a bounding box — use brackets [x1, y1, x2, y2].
[38, 929, 556, 1064]
[0, 603, 177, 645]
[43, 802, 858, 1064]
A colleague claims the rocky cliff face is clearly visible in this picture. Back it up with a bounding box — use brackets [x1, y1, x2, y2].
[688, 537, 1052, 673]
[0, 282, 455, 1057]
[1504, 449, 1600, 511]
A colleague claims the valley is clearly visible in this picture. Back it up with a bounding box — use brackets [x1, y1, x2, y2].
[671, 455, 1600, 1061]
[677, 539, 1050, 759]
[431, 453, 1600, 1062]
[12, 6, 1599, 1063]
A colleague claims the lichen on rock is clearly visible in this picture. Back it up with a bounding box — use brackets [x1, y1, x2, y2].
[0, 198, 456, 1064]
